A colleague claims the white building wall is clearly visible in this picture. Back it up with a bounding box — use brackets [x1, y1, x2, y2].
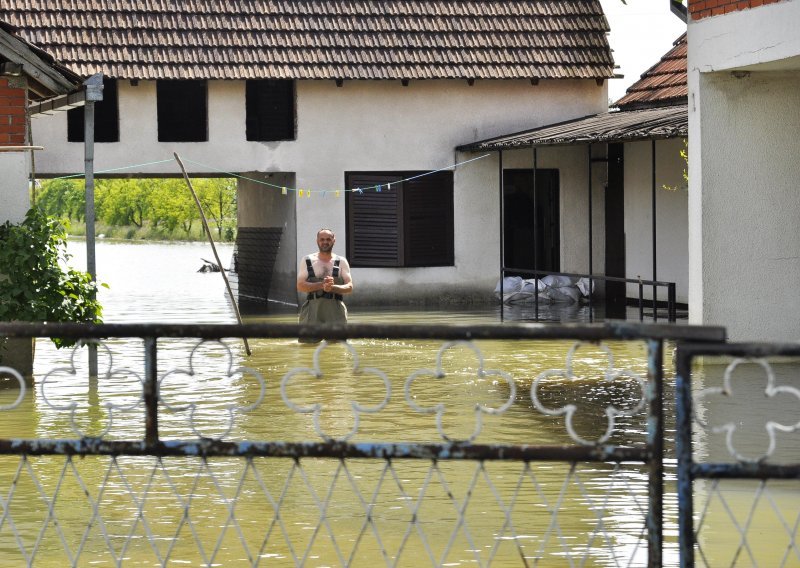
[688, 0, 800, 341]
[29, 78, 607, 304]
[0, 152, 31, 224]
[624, 138, 689, 304]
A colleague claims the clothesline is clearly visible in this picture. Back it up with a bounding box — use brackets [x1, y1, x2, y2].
[49, 153, 491, 196]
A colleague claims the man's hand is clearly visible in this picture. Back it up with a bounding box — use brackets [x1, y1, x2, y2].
[323, 275, 334, 292]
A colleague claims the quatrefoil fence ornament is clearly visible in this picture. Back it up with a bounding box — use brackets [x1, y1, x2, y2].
[281, 341, 391, 442]
[0, 366, 26, 411]
[159, 340, 266, 439]
[530, 341, 646, 446]
[38, 341, 143, 438]
[404, 340, 516, 443]
[694, 357, 800, 463]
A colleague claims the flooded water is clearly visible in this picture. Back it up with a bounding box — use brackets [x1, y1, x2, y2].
[0, 240, 797, 566]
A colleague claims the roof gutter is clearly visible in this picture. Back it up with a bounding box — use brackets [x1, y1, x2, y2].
[670, 0, 688, 23]
[28, 72, 103, 116]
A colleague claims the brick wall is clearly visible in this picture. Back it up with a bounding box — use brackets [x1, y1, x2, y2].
[688, 0, 785, 20]
[0, 77, 27, 146]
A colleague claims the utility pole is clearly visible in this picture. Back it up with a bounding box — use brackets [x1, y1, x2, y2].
[83, 73, 103, 378]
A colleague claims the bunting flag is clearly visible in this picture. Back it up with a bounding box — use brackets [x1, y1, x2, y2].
[281, 186, 287, 195]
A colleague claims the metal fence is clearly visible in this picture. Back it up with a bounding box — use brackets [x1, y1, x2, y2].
[675, 342, 800, 567]
[0, 321, 726, 566]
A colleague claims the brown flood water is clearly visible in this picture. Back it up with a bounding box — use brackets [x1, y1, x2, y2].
[0, 240, 796, 566]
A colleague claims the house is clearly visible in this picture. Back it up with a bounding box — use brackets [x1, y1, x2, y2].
[685, 0, 800, 341]
[456, 32, 689, 317]
[0, 1, 615, 308]
[0, 20, 82, 224]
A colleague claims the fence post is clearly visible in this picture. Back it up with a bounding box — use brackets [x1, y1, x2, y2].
[647, 338, 664, 567]
[668, 283, 677, 322]
[143, 336, 159, 446]
[639, 278, 644, 321]
[675, 346, 695, 567]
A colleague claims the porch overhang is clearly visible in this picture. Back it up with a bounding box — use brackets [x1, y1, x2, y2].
[458, 103, 689, 323]
[456, 104, 687, 152]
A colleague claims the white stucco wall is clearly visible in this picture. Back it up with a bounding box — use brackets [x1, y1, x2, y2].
[688, 0, 800, 341]
[624, 138, 688, 304]
[29, 78, 607, 304]
[0, 152, 31, 224]
[238, 172, 297, 304]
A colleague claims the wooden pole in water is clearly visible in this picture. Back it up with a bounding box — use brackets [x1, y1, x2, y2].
[173, 152, 251, 356]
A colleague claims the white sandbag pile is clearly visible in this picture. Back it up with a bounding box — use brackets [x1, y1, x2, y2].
[494, 275, 593, 304]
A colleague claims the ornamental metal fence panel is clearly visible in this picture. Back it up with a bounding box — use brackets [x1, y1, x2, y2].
[0, 322, 724, 567]
[675, 342, 800, 568]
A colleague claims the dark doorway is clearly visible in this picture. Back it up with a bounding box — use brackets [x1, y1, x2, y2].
[604, 144, 626, 318]
[503, 169, 560, 275]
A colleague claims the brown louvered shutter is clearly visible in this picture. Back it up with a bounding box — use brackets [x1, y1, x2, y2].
[404, 171, 454, 266]
[346, 174, 403, 267]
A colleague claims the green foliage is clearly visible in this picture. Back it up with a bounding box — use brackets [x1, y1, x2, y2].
[0, 208, 103, 346]
[96, 179, 151, 227]
[196, 178, 237, 239]
[35, 179, 86, 221]
[36, 177, 237, 241]
[662, 138, 688, 192]
[149, 179, 199, 233]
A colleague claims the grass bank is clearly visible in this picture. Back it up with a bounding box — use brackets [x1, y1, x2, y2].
[65, 221, 236, 243]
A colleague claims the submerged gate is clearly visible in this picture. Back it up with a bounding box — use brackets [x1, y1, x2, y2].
[675, 342, 800, 567]
[0, 321, 737, 566]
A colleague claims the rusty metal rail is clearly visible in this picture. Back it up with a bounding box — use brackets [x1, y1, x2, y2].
[0, 321, 726, 567]
[675, 341, 800, 567]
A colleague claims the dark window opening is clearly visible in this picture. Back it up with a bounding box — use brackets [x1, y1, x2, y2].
[503, 169, 560, 275]
[346, 171, 454, 267]
[67, 78, 119, 143]
[157, 80, 207, 142]
[246, 79, 295, 141]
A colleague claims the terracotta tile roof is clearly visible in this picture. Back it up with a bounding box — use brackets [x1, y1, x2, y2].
[613, 33, 687, 110]
[0, 1, 614, 81]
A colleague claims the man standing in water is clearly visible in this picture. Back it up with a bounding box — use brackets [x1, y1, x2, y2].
[296, 228, 353, 339]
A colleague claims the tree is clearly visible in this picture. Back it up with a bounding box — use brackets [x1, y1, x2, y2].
[96, 179, 151, 227]
[149, 179, 198, 233]
[36, 179, 85, 220]
[196, 178, 237, 239]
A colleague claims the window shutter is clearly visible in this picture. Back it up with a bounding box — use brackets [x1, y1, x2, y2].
[346, 175, 403, 267]
[246, 80, 295, 141]
[157, 80, 207, 142]
[404, 171, 454, 266]
[67, 78, 119, 143]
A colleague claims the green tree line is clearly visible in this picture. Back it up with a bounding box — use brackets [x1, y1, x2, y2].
[34, 177, 237, 241]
